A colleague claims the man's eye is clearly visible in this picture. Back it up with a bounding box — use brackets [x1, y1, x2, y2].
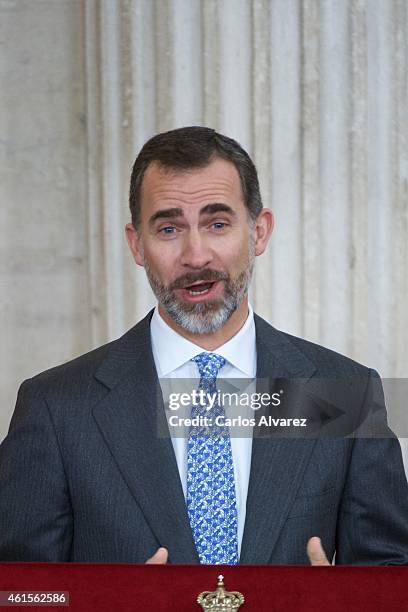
[212, 222, 227, 230]
[160, 226, 176, 235]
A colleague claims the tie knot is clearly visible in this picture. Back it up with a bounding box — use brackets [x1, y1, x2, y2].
[191, 352, 226, 378]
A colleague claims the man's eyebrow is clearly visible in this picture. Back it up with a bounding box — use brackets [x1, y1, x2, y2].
[149, 207, 184, 225]
[149, 203, 237, 226]
[199, 203, 237, 217]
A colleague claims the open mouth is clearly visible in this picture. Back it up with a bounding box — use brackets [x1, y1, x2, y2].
[184, 281, 215, 296]
[177, 279, 223, 301]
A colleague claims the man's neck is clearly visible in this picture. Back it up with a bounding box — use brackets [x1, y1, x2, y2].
[157, 299, 250, 351]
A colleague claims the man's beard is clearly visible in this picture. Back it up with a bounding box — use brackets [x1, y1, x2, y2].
[142, 239, 255, 334]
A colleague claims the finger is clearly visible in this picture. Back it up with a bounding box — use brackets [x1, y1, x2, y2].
[145, 547, 169, 564]
[307, 537, 330, 566]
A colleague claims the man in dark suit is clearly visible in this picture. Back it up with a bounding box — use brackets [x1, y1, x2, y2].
[1, 127, 407, 565]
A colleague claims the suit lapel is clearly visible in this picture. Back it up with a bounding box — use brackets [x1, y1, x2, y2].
[240, 315, 318, 563]
[91, 312, 199, 563]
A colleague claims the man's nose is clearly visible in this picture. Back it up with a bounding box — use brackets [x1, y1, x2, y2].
[179, 230, 213, 269]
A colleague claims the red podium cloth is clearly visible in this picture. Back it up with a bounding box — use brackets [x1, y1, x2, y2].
[0, 563, 407, 611]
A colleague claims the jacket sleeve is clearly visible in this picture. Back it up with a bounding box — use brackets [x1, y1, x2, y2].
[0, 379, 73, 560]
[335, 370, 408, 564]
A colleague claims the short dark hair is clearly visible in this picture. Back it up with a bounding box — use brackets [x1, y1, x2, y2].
[129, 126, 263, 229]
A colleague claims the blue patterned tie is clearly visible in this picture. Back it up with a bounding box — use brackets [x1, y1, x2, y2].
[187, 352, 239, 564]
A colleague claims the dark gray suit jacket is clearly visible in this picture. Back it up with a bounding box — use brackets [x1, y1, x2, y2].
[1, 311, 407, 563]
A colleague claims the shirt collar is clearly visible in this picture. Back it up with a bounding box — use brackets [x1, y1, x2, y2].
[150, 304, 256, 377]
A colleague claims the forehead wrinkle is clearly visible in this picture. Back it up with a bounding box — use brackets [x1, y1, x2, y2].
[165, 177, 236, 191]
[148, 184, 242, 206]
[141, 160, 246, 216]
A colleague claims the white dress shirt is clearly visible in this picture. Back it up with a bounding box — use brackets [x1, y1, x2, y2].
[150, 305, 256, 556]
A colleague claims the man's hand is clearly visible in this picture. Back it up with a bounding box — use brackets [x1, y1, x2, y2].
[307, 537, 330, 565]
[146, 540, 330, 565]
[145, 547, 168, 564]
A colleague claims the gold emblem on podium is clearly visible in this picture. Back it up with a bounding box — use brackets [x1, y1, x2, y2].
[197, 575, 245, 611]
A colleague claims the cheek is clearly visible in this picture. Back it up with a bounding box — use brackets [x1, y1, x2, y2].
[221, 235, 251, 265]
[143, 247, 177, 279]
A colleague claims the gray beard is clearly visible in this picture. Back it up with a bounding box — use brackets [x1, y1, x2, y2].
[142, 242, 255, 334]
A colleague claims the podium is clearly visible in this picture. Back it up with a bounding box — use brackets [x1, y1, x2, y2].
[0, 563, 407, 611]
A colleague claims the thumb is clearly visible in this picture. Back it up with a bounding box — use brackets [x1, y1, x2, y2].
[307, 537, 330, 566]
[145, 547, 168, 564]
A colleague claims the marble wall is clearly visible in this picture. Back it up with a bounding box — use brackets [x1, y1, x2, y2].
[1, 0, 91, 434]
[1, 1, 407, 467]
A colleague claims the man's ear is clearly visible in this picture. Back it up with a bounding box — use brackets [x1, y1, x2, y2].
[254, 208, 274, 256]
[125, 223, 144, 267]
